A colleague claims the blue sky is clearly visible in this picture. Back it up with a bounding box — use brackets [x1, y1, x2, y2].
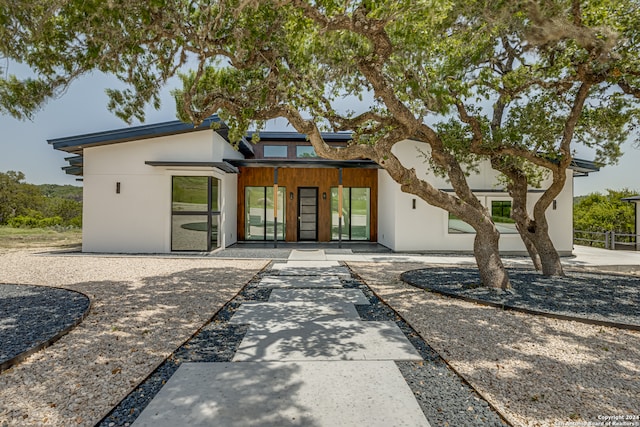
[0, 71, 638, 196]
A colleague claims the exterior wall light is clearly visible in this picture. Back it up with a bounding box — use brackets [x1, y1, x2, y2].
[412, 198, 416, 209]
[289, 192, 293, 200]
[116, 182, 121, 194]
[323, 192, 327, 200]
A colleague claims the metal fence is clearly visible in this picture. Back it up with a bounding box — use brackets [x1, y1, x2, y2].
[573, 229, 639, 250]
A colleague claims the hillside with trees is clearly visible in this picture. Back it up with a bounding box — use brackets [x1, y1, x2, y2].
[0, 171, 82, 228]
[574, 189, 638, 247]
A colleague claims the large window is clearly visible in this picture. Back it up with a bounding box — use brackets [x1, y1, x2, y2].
[171, 176, 221, 251]
[296, 146, 317, 158]
[263, 145, 288, 158]
[331, 187, 370, 240]
[245, 186, 286, 240]
[447, 200, 517, 234]
[448, 213, 475, 234]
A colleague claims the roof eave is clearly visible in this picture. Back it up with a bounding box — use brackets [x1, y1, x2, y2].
[48, 116, 227, 154]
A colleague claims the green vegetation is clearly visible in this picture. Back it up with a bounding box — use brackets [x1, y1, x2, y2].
[574, 189, 637, 247]
[0, 170, 82, 228]
[37, 183, 82, 201]
[2, 0, 639, 286]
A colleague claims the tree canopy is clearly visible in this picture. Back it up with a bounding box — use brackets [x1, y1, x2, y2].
[574, 189, 637, 235]
[0, 171, 82, 227]
[1, 0, 639, 287]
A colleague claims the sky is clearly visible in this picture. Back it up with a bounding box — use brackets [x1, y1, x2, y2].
[0, 70, 638, 196]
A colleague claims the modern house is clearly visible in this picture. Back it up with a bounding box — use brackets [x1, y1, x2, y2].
[49, 116, 598, 254]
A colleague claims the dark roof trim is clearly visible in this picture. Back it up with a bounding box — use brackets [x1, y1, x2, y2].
[64, 156, 83, 166]
[48, 116, 253, 157]
[225, 158, 381, 169]
[62, 165, 83, 176]
[145, 161, 239, 174]
[622, 195, 640, 202]
[569, 158, 600, 175]
[245, 130, 353, 142]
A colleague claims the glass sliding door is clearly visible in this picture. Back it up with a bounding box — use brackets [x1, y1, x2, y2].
[245, 186, 286, 240]
[331, 187, 370, 241]
[330, 187, 350, 240]
[171, 176, 221, 251]
[350, 187, 370, 240]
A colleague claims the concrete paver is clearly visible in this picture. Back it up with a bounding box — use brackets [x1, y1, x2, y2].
[271, 261, 342, 269]
[287, 249, 327, 261]
[269, 289, 370, 304]
[270, 267, 352, 276]
[131, 361, 430, 427]
[256, 276, 344, 288]
[233, 320, 423, 362]
[229, 301, 361, 325]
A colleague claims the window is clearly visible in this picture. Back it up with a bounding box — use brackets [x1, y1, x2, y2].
[331, 187, 370, 240]
[263, 145, 288, 158]
[296, 146, 317, 158]
[171, 176, 221, 251]
[245, 186, 286, 240]
[447, 200, 518, 234]
[448, 213, 475, 234]
[491, 200, 517, 234]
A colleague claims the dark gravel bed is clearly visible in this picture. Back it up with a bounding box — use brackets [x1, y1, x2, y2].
[402, 267, 640, 329]
[0, 284, 90, 371]
[99, 268, 507, 427]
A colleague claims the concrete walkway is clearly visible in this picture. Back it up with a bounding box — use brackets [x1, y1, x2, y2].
[132, 250, 431, 426]
[213, 244, 640, 275]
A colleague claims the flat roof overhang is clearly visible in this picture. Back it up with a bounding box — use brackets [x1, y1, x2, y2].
[62, 165, 83, 176]
[569, 159, 600, 177]
[145, 161, 239, 174]
[622, 195, 640, 202]
[48, 116, 254, 157]
[225, 159, 381, 169]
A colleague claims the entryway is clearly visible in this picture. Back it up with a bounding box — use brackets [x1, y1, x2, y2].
[298, 187, 318, 241]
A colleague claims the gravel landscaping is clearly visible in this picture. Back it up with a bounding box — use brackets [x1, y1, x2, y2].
[0, 284, 90, 371]
[349, 262, 640, 427]
[2, 249, 638, 427]
[99, 265, 506, 427]
[401, 267, 640, 329]
[0, 250, 266, 426]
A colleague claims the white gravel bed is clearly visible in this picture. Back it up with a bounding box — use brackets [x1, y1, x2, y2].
[348, 262, 640, 427]
[0, 250, 267, 426]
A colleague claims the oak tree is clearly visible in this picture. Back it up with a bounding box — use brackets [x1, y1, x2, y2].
[2, 0, 638, 287]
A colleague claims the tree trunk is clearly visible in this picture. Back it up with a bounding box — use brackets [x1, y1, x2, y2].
[524, 223, 564, 276]
[516, 222, 543, 271]
[474, 223, 511, 289]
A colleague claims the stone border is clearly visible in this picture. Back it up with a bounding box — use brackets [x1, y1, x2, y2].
[400, 269, 640, 332]
[0, 284, 92, 373]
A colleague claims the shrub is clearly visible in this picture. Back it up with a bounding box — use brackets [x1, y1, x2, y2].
[68, 215, 82, 228]
[7, 215, 63, 228]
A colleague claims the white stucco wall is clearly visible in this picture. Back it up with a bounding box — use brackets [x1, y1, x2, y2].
[377, 172, 397, 249]
[222, 173, 238, 247]
[377, 139, 575, 255]
[82, 130, 241, 253]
